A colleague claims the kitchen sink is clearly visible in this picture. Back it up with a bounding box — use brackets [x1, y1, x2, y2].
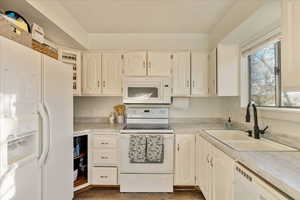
[205, 130, 250, 141]
[206, 130, 297, 152]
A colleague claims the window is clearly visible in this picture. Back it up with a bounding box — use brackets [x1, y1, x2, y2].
[249, 41, 280, 107]
[248, 40, 300, 108]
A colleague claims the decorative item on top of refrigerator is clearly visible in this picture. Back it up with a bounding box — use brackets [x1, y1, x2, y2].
[31, 23, 45, 44]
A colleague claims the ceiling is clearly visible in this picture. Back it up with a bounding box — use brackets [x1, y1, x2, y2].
[0, 0, 85, 49]
[59, 0, 237, 33]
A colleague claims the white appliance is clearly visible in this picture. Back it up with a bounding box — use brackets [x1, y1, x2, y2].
[120, 107, 174, 192]
[0, 37, 73, 200]
[122, 76, 172, 104]
[234, 163, 292, 200]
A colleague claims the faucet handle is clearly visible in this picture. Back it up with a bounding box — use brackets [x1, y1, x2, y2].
[260, 126, 269, 134]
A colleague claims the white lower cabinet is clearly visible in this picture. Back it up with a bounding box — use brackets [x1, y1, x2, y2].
[174, 134, 196, 186]
[197, 134, 234, 200]
[89, 133, 119, 186]
[91, 167, 118, 185]
[92, 149, 118, 165]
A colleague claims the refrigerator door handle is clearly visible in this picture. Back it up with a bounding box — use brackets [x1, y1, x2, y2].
[38, 103, 50, 166]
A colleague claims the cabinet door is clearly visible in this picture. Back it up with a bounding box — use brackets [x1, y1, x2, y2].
[199, 137, 212, 200]
[148, 51, 172, 76]
[212, 147, 234, 200]
[191, 52, 209, 96]
[174, 134, 195, 186]
[282, 0, 300, 92]
[217, 44, 239, 96]
[172, 51, 191, 96]
[208, 49, 217, 96]
[102, 53, 123, 96]
[123, 51, 147, 76]
[82, 52, 101, 95]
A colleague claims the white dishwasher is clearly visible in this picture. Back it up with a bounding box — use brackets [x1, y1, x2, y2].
[234, 163, 292, 200]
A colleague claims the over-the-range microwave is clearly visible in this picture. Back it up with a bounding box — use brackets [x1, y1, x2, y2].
[122, 76, 172, 104]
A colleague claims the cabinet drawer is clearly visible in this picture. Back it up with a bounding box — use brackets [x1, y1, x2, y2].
[92, 149, 117, 165]
[92, 135, 117, 148]
[91, 167, 118, 185]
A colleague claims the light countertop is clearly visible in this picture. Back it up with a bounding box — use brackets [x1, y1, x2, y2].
[73, 121, 300, 199]
[200, 131, 300, 200]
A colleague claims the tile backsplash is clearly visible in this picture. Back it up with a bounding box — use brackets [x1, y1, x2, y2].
[74, 96, 232, 119]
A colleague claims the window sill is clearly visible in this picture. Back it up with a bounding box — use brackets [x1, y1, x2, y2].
[257, 107, 300, 114]
[241, 106, 300, 122]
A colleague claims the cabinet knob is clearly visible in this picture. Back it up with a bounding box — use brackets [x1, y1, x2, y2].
[97, 81, 100, 88]
[186, 80, 190, 88]
[103, 81, 106, 88]
[192, 80, 195, 88]
[177, 144, 180, 151]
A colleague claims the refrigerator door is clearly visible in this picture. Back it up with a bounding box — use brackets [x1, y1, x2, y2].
[42, 56, 73, 200]
[0, 36, 41, 200]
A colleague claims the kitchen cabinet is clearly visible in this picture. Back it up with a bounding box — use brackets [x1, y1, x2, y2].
[197, 135, 234, 200]
[147, 51, 172, 76]
[208, 44, 239, 96]
[58, 48, 81, 96]
[281, 0, 300, 92]
[82, 52, 102, 96]
[198, 135, 212, 200]
[174, 134, 196, 186]
[171, 51, 191, 97]
[88, 133, 119, 186]
[101, 53, 123, 96]
[191, 52, 209, 96]
[212, 147, 234, 200]
[123, 51, 147, 76]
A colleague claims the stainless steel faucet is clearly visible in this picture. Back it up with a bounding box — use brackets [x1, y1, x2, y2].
[245, 102, 269, 139]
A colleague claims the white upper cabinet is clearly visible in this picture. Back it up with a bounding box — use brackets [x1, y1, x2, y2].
[282, 0, 300, 92]
[58, 49, 81, 96]
[102, 53, 123, 96]
[208, 49, 217, 96]
[174, 134, 195, 186]
[123, 51, 147, 76]
[208, 44, 239, 96]
[82, 52, 102, 95]
[171, 51, 191, 97]
[147, 51, 172, 76]
[191, 52, 209, 96]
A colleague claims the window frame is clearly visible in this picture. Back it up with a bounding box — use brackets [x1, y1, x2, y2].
[247, 41, 300, 109]
[248, 41, 281, 108]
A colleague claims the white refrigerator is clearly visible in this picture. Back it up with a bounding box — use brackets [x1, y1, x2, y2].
[0, 36, 73, 200]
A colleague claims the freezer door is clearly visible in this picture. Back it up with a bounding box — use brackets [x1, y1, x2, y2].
[0, 36, 42, 200]
[42, 56, 73, 200]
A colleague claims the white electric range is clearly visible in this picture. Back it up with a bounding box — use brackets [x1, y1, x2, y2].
[119, 107, 174, 192]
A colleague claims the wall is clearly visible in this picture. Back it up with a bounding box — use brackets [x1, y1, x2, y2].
[74, 96, 230, 119]
[225, 97, 300, 149]
[209, 1, 264, 50]
[87, 33, 209, 51]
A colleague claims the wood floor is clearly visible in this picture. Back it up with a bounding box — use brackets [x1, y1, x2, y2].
[74, 188, 205, 200]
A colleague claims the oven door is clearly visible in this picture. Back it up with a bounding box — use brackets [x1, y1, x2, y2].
[120, 134, 174, 174]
